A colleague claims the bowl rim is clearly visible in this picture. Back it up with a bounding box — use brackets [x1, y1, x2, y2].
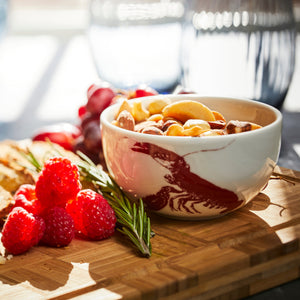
[100, 94, 282, 143]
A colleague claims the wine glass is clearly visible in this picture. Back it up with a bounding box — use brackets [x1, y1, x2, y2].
[0, 0, 7, 41]
[180, 0, 296, 109]
[88, 0, 187, 93]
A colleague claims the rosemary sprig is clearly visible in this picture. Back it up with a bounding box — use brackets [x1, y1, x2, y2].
[76, 151, 153, 257]
[19, 150, 43, 172]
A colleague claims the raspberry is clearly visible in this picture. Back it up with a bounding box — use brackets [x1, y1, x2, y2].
[41, 207, 75, 247]
[12, 184, 42, 215]
[66, 189, 116, 240]
[35, 157, 81, 212]
[14, 184, 36, 200]
[1, 207, 45, 255]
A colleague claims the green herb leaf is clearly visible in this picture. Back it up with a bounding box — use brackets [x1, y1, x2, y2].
[77, 151, 154, 258]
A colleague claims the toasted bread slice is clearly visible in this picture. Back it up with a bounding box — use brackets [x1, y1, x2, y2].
[0, 139, 82, 222]
[0, 140, 37, 193]
[0, 139, 81, 192]
[0, 185, 14, 223]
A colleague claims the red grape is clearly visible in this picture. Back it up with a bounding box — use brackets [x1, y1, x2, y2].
[80, 112, 100, 131]
[134, 85, 158, 98]
[86, 82, 116, 114]
[78, 105, 87, 119]
[32, 123, 81, 151]
[73, 136, 102, 165]
[82, 121, 102, 154]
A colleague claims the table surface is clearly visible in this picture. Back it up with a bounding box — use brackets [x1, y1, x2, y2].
[0, 164, 299, 300]
[0, 6, 300, 299]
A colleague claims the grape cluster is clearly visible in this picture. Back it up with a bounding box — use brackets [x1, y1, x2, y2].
[74, 82, 158, 165]
[73, 82, 117, 164]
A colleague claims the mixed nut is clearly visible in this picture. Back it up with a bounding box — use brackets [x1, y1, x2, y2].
[112, 98, 262, 137]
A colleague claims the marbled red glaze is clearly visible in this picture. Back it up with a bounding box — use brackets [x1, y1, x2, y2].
[131, 142, 242, 215]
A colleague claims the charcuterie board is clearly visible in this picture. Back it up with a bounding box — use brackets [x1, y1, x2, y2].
[0, 165, 300, 299]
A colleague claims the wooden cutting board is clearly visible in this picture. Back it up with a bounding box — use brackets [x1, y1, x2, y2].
[0, 165, 300, 300]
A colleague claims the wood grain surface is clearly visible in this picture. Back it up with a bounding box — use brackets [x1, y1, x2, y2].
[0, 166, 299, 300]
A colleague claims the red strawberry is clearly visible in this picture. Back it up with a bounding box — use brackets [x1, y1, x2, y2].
[41, 207, 75, 247]
[35, 157, 81, 212]
[1, 207, 45, 255]
[66, 189, 116, 240]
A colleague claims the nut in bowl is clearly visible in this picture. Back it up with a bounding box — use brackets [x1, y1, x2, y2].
[100, 95, 282, 220]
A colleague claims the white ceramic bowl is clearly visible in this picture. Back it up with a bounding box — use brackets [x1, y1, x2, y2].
[100, 95, 282, 219]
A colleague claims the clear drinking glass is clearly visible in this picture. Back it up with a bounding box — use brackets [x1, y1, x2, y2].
[180, 0, 296, 109]
[88, 0, 187, 93]
[0, 0, 7, 40]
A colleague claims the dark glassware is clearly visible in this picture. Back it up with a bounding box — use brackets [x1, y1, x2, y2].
[181, 0, 296, 109]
